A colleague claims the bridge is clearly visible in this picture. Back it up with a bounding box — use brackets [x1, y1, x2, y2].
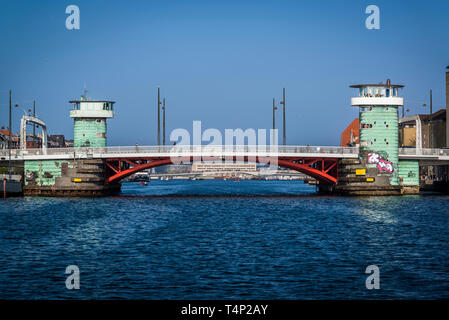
[3, 80, 449, 197]
[2, 145, 449, 185]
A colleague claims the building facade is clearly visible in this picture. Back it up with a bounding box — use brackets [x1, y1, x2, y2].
[340, 118, 359, 147]
[399, 109, 446, 149]
[0, 129, 19, 149]
[192, 162, 257, 175]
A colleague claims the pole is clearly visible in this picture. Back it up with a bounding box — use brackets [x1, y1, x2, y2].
[8, 90, 12, 180]
[429, 89, 432, 148]
[157, 87, 161, 146]
[282, 88, 286, 146]
[33, 100, 35, 145]
[272, 98, 275, 145]
[446, 66, 449, 147]
[163, 98, 166, 146]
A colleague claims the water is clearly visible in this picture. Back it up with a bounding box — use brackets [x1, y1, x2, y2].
[0, 180, 449, 299]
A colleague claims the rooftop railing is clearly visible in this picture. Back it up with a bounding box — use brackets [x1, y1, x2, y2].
[398, 147, 449, 156]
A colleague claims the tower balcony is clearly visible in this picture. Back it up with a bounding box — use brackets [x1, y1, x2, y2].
[350, 79, 404, 107]
[351, 96, 404, 106]
[70, 109, 114, 118]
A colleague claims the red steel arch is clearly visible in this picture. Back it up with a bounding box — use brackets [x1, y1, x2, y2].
[105, 156, 338, 185]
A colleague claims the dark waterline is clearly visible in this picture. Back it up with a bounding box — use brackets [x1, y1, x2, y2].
[1, 180, 449, 299]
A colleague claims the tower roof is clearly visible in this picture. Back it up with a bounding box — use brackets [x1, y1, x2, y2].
[69, 100, 115, 104]
[350, 79, 403, 88]
[350, 83, 404, 88]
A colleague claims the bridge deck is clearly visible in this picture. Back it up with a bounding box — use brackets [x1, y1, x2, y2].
[1, 145, 449, 162]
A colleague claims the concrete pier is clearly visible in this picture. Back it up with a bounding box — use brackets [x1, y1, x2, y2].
[320, 158, 419, 195]
[24, 159, 120, 196]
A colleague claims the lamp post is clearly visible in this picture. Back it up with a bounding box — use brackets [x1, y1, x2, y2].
[422, 89, 433, 149]
[33, 100, 36, 145]
[272, 98, 277, 145]
[157, 87, 161, 146]
[162, 98, 166, 146]
[9, 90, 11, 180]
[7, 90, 18, 180]
[280, 88, 286, 146]
[429, 89, 432, 149]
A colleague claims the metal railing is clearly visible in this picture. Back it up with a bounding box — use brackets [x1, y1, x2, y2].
[398, 147, 449, 157]
[2, 146, 449, 159]
[0, 145, 359, 158]
[3, 145, 449, 160]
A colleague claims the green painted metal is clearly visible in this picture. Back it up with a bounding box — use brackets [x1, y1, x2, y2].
[359, 105, 399, 185]
[24, 160, 68, 186]
[399, 160, 419, 186]
[74, 118, 107, 147]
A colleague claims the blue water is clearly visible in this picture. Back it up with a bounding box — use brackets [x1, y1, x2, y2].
[1, 180, 449, 299]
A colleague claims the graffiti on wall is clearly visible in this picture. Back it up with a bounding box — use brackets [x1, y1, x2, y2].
[367, 153, 394, 173]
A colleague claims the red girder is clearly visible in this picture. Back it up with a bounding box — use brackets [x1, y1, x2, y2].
[105, 156, 338, 184]
[106, 158, 173, 183]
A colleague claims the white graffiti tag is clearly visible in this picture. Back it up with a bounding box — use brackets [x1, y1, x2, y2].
[367, 153, 394, 173]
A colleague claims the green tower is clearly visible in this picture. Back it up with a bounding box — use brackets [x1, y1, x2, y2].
[350, 80, 403, 186]
[69, 97, 115, 147]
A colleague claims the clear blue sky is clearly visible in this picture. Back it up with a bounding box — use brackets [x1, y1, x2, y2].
[1, 0, 448, 146]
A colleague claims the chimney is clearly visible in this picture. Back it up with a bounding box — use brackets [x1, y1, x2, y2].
[446, 66, 449, 146]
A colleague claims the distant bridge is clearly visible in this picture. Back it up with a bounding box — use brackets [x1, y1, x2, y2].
[2, 145, 449, 185]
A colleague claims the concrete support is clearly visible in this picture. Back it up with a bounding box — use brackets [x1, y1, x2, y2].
[20, 115, 47, 154]
[330, 158, 402, 195]
[23, 159, 121, 196]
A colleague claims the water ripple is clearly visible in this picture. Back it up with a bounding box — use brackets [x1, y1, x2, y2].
[1, 180, 449, 299]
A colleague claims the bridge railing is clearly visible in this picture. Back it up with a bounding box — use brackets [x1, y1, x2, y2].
[0, 145, 359, 158]
[398, 147, 449, 157]
[4, 146, 449, 160]
[98, 145, 359, 155]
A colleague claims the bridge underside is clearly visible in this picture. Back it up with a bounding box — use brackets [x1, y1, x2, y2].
[105, 156, 338, 184]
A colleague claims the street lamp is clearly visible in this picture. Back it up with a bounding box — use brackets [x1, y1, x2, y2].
[422, 89, 433, 149]
[7, 90, 19, 180]
[272, 98, 277, 145]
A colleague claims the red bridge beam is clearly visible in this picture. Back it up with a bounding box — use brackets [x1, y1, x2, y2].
[105, 156, 338, 185]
